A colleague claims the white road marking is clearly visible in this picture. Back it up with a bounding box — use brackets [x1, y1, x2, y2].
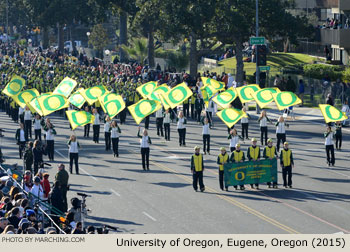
[55, 150, 98, 181]
[142, 211, 157, 222]
[110, 189, 121, 197]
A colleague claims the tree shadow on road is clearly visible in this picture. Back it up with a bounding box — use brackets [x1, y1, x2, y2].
[150, 182, 190, 188]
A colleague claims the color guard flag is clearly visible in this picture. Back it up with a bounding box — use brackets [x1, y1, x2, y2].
[216, 108, 247, 128]
[12, 88, 40, 108]
[137, 81, 157, 99]
[66, 110, 95, 130]
[99, 93, 125, 119]
[236, 84, 260, 103]
[212, 87, 237, 108]
[201, 77, 225, 92]
[128, 99, 162, 124]
[53, 77, 77, 98]
[29, 93, 52, 116]
[162, 82, 193, 109]
[272, 91, 302, 110]
[69, 88, 86, 108]
[80, 85, 109, 105]
[37, 94, 69, 116]
[2, 75, 25, 97]
[200, 85, 217, 107]
[252, 88, 280, 109]
[319, 104, 348, 123]
[148, 84, 171, 109]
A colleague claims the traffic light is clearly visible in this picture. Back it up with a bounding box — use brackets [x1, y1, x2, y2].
[257, 45, 267, 66]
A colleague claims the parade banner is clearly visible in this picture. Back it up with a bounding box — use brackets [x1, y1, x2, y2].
[2, 75, 26, 97]
[69, 88, 86, 109]
[99, 94, 125, 119]
[37, 94, 69, 116]
[236, 84, 260, 103]
[216, 108, 247, 128]
[80, 85, 109, 105]
[212, 87, 237, 108]
[272, 91, 302, 110]
[53, 77, 77, 98]
[66, 110, 95, 130]
[201, 77, 225, 92]
[200, 85, 217, 108]
[137, 81, 157, 99]
[29, 92, 52, 116]
[12, 88, 40, 108]
[162, 82, 193, 109]
[128, 99, 162, 124]
[319, 104, 348, 123]
[252, 88, 280, 109]
[224, 158, 277, 187]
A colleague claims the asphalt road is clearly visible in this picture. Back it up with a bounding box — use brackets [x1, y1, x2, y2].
[1, 105, 349, 234]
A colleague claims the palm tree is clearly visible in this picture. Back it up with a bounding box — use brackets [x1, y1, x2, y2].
[121, 37, 148, 64]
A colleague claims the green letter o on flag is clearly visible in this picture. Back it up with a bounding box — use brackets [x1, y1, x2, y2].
[169, 87, 187, 104]
[43, 95, 66, 111]
[221, 109, 240, 123]
[276, 92, 297, 107]
[135, 100, 156, 118]
[7, 79, 23, 95]
[71, 112, 90, 125]
[325, 105, 343, 121]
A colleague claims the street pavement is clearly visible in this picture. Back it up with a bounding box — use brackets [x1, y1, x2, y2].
[0, 104, 349, 234]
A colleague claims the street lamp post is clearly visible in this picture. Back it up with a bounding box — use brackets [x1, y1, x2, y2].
[86, 32, 90, 48]
[104, 49, 110, 64]
[255, 0, 260, 113]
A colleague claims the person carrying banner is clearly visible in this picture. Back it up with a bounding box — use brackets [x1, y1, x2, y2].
[230, 143, 245, 190]
[202, 117, 211, 155]
[258, 110, 273, 146]
[68, 135, 80, 174]
[217, 147, 229, 191]
[263, 138, 278, 188]
[110, 121, 121, 157]
[335, 121, 342, 151]
[137, 127, 152, 171]
[177, 111, 187, 146]
[104, 115, 111, 151]
[163, 109, 171, 141]
[280, 142, 294, 188]
[247, 138, 260, 189]
[191, 146, 205, 192]
[324, 126, 335, 166]
[275, 116, 288, 152]
[228, 129, 243, 153]
[155, 107, 164, 137]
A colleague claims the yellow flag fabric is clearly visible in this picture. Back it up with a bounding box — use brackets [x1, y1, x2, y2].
[252, 88, 281, 109]
[128, 99, 162, 124]
[201, 77, 225, 92]
[200, 85, 217, 108]
[148, 84, 170, 109]
[69, 88, 86, 108]
[99, 93, 125, 119]
[12, 89, 40, 108]
[236, 84, 261, 103]
[319, 104, 348, 123]
[272, 92, 302, 110]
[37, 94, 69, 116]
[53, 77, 77, 98]
[212, 88, 237, 109]
[136, 81, 157, 99]
[216, 108, 247, 128]
[66, 110, 95, 130]
[162, 82, 193, 109]
[2, 75, 26, 97]
[80, 85, 109, 105]
[29, 93, 52, 116]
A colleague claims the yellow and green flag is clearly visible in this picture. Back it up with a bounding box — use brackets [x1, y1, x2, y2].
[53, 77, 77, 98]
[29, 93, 52, 116]
[37, 94, 69, 116]
[128, 99, 162, 124]
[319, 104, 348, 123]
[99, 94, 125, 119]
[216, 108, 247, 128]
[272, 91, 302, 110]
[66, 110, 95, 130]
[2, 75, 25, 97]
[80, 85, 109, 105]
[148, 84, 170, 109]
[136, 81, 157, 99]
[236, 84, 260, 103]
[69, 88, 86, 109]
[252, 88, 280, 109]
[200, 84, 217, 107]
[12, 88, 40, 108]
[201, 77, 225, 92]
[212, 87, 237, 109]
[162, 82, 193, 109]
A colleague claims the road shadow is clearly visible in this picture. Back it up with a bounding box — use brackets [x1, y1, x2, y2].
[69, 188, 112, 195]
[87, 215, 143, 226]
[150, 182, 190, 188]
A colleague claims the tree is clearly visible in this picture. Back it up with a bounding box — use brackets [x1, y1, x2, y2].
[121, 37, 148, 64]
[89, 24, 110, 58]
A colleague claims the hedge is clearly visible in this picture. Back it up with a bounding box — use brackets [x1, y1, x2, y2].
[303, 64, 343, 81]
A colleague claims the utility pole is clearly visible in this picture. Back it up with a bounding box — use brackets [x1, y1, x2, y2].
[255, 0, 260, 113]
[6, 0, 9, 36]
